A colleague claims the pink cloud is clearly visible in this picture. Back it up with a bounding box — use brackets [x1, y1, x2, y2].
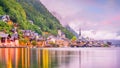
[102, 14, 120, 25]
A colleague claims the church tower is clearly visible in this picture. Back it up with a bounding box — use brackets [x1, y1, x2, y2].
[78, 28, 82, 40]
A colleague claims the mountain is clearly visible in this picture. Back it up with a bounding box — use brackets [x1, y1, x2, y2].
[66, 25, 79, 38]
[51, 11, 62, 22]
[0, 0, 74, 39]
[18, 0, 74, 39]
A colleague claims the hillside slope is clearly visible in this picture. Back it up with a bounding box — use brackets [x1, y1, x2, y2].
[0, 0, 42, 34]
[18, 0, 74, 39]
[0, 0, 74, 39]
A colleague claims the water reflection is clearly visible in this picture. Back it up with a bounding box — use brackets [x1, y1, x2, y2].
[0, 48, 119, 68]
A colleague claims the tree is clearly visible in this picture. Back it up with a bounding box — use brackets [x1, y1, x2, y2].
[71, 36, 77, 41]
[31, 40, 37, 46]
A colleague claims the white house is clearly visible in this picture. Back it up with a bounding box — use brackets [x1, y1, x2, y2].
[0, 15, 10, 22]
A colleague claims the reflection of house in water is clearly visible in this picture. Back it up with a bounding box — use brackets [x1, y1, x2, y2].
[0, 48, 21, 68]
[42, 49, 49, 68]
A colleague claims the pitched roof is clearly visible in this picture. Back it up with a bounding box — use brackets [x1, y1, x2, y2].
[0, 32, 8, 37]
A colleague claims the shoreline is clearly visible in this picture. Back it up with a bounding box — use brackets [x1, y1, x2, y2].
[0, 46, 118, 48]
[0, 46, 27, 48]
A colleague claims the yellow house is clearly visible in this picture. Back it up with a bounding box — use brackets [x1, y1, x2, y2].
[7, 20, 13, 25]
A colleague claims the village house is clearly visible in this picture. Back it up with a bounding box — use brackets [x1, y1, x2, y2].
[0, 32, 20, 47]
[0, 15, 10, 22]
[47, 35, 56, 44]
[22, 30, 40, 40]
[0, 15, 13, 25]
[57, 29, 66, 38]
[57, 29, 70, 47]
[36, 37, 45, 47]
[21, 30, 43, 47]
[46, 35, 57, 47]
[0, 32, 9, 46]
[55, 38, 70, 47]
[45, 29, 70, 47]
[11, 32, 19, 46]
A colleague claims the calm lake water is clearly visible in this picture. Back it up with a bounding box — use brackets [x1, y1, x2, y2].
[0, 48, 120, 68]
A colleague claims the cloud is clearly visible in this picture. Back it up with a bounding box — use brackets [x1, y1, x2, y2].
[69, 22, 120, 40]
[40, 0, 79, 18]
[81, 30, 120, 40]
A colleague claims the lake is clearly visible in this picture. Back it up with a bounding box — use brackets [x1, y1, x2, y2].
[0, 48, 120, 68]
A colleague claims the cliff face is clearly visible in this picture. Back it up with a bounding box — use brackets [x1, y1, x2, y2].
[0, 0, 74, 39]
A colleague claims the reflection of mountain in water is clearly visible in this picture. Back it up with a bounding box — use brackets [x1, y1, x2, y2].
[0, 48, 120, 68]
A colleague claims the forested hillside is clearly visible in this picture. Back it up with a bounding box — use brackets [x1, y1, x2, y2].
[0, 0, 74, 39]
[0, 0, 42, 34]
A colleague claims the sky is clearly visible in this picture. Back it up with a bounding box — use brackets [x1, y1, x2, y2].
[40, 0, 120, 40]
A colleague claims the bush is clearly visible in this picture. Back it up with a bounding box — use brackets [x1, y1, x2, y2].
[31, 40, 37, 46]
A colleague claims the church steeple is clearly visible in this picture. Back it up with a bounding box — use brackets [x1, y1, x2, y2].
[79, 28, 81, 37]
[78, 28, 82, 40]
